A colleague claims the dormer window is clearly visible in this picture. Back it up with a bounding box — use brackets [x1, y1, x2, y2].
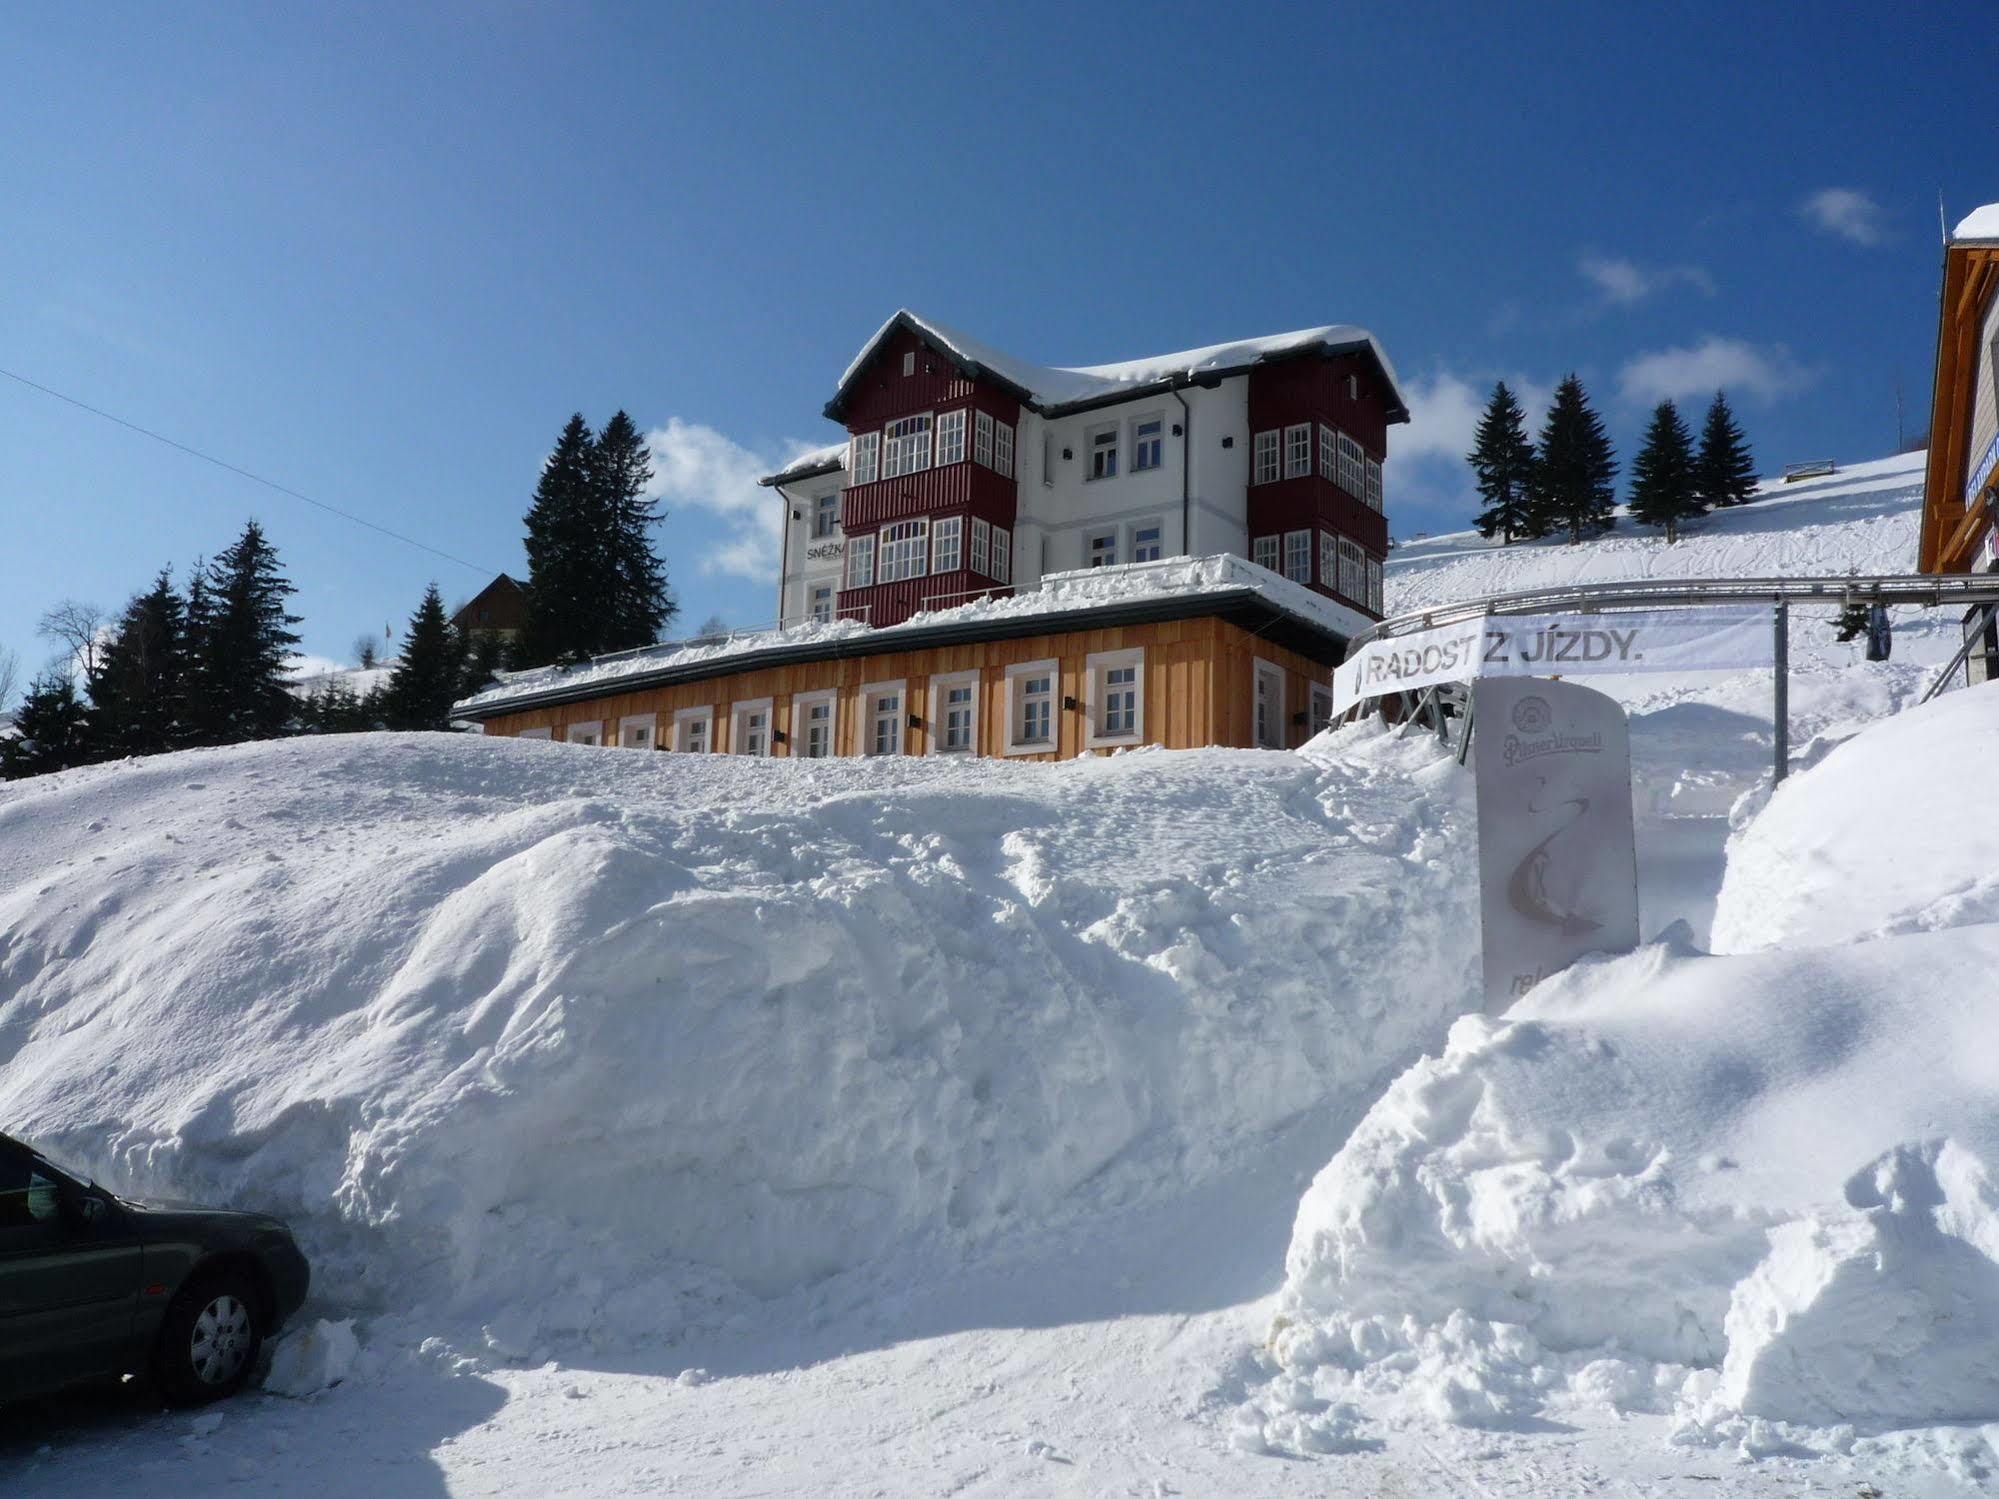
[883, 414, 933, 479]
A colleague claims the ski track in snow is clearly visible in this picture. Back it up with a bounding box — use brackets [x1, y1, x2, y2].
[5, 449, 1995, 1495]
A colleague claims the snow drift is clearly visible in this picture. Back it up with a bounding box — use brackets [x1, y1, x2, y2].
[0, 728, 1477, 1348]
[1246, 688, 1999, 1461]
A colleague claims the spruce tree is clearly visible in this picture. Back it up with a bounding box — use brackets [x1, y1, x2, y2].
[1694, 391, 1758, 508]
[88, 568, 189, 758]
[383, 584, 465, 731]
[1531, 374, 1619, 543]
[1, 671, 90, 780]
[458, 631, 507, 703]
[1468, 382, 1540, 544]
[1627, 400, 1705, 544]
[592, 410, 677, 651]
[520, 415, 603, 667]
[194, 521, 303, 744]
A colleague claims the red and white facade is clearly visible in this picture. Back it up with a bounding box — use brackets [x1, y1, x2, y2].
[768, 312, 1409, 630]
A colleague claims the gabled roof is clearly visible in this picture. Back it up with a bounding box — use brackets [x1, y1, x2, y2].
[821, 310, 1410, 425]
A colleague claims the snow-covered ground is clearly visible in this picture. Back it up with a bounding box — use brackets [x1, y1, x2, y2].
[5, 447, 1996, 1495]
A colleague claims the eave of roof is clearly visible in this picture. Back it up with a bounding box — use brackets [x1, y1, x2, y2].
[452, 589, 1352, 721]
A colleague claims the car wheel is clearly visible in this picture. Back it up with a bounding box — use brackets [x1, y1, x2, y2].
[153, 1275, 264, 1404]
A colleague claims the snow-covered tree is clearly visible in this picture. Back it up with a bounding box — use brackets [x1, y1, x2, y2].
[1, 670, 89, 779]
[1468, 382, 1540, 544]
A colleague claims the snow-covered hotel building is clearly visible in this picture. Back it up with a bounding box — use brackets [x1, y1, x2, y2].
[454, 311, 1407, 758]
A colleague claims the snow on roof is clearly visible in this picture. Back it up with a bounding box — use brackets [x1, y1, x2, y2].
[453, 554, 1368, 717]
[833, 310, 1409, 420]
[761, 440, 848, 488]
[1952, 201, 1999, 243]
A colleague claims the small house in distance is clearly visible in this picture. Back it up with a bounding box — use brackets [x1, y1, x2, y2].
[453, 312, 1407, 758]
[452, 574, 528, 645]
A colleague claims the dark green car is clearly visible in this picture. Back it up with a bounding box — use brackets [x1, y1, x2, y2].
[0, 1131, 310, 1406]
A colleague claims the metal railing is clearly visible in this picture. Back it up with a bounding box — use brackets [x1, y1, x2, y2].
[917, 585, 1014, 613]
[1782, 460, 1838, 482]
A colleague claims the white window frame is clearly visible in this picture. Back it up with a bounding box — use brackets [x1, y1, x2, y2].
[1310, 682, 1334, 735]
[991, 526, 1011, 585]
[1367, 555, 1384, 613]
[731, 698, 774, 757]
[1339, 537, 1365, 602]
[927, 669, 980, 756]
[1131, 414, 1164, 472]
[970, 515, 991, 577]
[1129, 518, 1164, 563]
[1319, 423, 1338, 481]
[792, 690, 837, 759]
[1253, 659, 1285, 750]
[1004, 659, 1059, 756]
[1283, 529, 1312, 584]
[932, 514, 963, 574]
[1084, 647, 1144, 749]
[936, 408, 967, 467]
[518, 726, 552, 741]
[846, 533, 875, 589]
[1365, 455, 1383, 512]
[1285, 423, 1313, 479]
[1087, 424, 1119, 482]
[809, 584, 833, 623]
[565, 720, 603, 746]
[812, 491, 839, 538]
[1252, 534, 1280, 572]
[993, 419, 1015, 478]
[973, 409, 994, 468]
[1252, 429, 1280, 486]
[862, 679, 906, 757]
[850, 430, 879, 487]
[883, 413, 933, 479]
[1088, 530, 1118, 568]
[1319, 530, 1337, 590]
[1338, 433, 1366, 498]
[618, 713, 657, 750]
[672, 706, 713, 754]
[878, 518, 930, 583]
[902, 350, 915, 377]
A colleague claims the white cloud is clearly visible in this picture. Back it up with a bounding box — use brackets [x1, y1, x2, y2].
[643, 418, 830, 584]
[1578, 253, 1715, 306]
[1801, 187, 1886, 247]
[1386, 371, 1555, 533]
[1617, 336, 1816, 407]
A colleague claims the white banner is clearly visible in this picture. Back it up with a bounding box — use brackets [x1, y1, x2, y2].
[1334, 607, 1774, 715]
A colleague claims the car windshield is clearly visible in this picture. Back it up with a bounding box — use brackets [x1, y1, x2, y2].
[0, 1150, 63, 1229]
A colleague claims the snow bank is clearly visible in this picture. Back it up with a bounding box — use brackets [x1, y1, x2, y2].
[0, 727, 1477, 1350]
[1714, 684, 1999, 953]
[1252, 922, 1999, 1448]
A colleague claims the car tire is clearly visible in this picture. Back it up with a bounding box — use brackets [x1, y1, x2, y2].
[153, 1273, 265, 1405]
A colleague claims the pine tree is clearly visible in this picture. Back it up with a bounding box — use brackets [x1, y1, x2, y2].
[1694, 391, 1758, 508]
[88, 568, 189, 758]
[193, 521, 303, 744]
[1, 671, 90, 780]
[520, 415, 603, 667]
[1531, 374, 1619, 543]
[592, 410, 677, 651]
[1627, 400, 1705, 543]
[1468, 382, 1540, 544]
[383, 584, 465, 731]
[458, 631, 506, 703]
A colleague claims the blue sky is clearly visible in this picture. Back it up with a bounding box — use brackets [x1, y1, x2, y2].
[2, 2, 1992, 676]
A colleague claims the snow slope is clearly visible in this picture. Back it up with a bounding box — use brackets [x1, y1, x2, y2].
[1243, 687, 1999, 1487]
[0, 728, 1477, 1346]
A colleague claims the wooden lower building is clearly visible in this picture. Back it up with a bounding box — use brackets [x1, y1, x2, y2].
[453, 558, 1356, 760]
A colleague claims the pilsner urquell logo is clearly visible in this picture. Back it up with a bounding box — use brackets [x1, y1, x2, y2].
[1502, 696, 1602, 765]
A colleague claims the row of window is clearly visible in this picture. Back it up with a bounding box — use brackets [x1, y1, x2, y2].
[1251, 423, 1384, 510]
[850, 408, 1015, 486]
[1085, 518, 1166, 568]
[1251, 529, 1386, 612]
[845, 515, 1012, 591]
[1086, 414, 1167, 481]
[528, 652, 1156, 759]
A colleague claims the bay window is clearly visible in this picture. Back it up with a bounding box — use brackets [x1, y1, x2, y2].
[1284, 530, 1312, 584]
[1252, 430, 1280, 485]
[991, 526, 1011, 584]
[974, 409, 994, 468]
[932, 514, 963, 574]
[850, 430, 879, 486]
[846, 533, 875, 589]
[883, 414, 933, 479]
[1285, 423, 1312, 478]
[1339, 537, 1365, 601]
[1338, 433, 1366, 497]
[879, 519, 929, 583]
[970, 516, 991, 577]
[994, 420, 1015, 478]
[937, 408, 967, 466]
[1252, 534, 1279, 572]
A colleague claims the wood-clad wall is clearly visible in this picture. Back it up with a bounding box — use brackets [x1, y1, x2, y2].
[480, 617, 1333, 760]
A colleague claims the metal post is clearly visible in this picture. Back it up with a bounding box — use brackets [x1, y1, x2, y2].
[1772, 601, 1789, 784]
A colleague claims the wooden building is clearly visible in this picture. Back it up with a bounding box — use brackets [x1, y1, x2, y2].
[451, 574, 529, 644]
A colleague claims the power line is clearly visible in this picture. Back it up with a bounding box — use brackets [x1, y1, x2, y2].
[0, 365, 498, 577]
